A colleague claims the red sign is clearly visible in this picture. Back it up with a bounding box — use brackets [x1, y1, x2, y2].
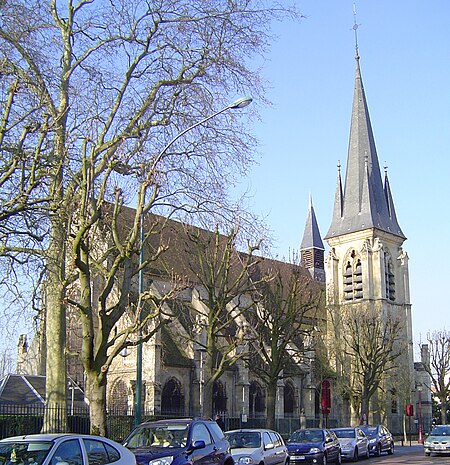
[406, 404, 414, 416]
[321, 380, 331, 414]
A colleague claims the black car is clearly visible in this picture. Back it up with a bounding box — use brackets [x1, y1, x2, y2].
[359, 425, 394, 456]
[287, 428, 341, 465]
[123, 418, 234, 465]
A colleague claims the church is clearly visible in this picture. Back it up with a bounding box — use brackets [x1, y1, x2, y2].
[14, 44, 432, 435]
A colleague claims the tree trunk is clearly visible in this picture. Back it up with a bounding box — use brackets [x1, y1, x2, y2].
[42, 217, 67, 433]
[87, 371, 108, 436]
[266, 379, 277, 430]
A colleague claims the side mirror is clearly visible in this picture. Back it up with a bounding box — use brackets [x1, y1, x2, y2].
[187, 440, 206, 453]
[265, 443, 274, 450]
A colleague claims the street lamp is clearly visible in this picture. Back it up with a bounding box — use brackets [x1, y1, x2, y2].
[134, 96, 252, 426]
[417, 383, 423, 444]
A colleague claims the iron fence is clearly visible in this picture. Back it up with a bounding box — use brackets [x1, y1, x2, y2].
[0, 404, 322, 442]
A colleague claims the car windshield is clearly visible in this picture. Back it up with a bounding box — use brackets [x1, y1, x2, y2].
[225, 432, 261, 449]
[0, 441, 53, 465]
[125, 423, 189, 449]
[430, 426, 450, 436]
[360, 427, 376, 436]
[333, 429, 355, 439]
[288, 430, 324, 443]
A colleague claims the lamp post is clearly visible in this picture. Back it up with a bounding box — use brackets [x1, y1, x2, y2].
[134, 96, 252, 426]
[417, 383, 423, 444]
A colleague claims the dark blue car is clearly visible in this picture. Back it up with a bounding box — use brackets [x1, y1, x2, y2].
[287, 428, 341, 465]
[123, 418, 234, 465]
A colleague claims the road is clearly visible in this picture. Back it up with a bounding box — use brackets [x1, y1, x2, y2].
[366, 444, 449, 464]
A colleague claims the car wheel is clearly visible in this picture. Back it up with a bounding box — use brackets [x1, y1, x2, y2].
[424, 451, 430, 456]
[374, 443, 381, 457]
[387, 442, 394, 455]
[322, 453, 327, 465]
[352, 447, 359, 462]
[364, 447, 370, 459]
[335, 451, 342, 465]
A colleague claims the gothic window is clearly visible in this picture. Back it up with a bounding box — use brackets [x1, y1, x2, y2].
[284, 381, 296, 416]
[109, 379, 129, 415]
[384, 253, 395, 301]
[343, 251, 363, 301]
[249, 381, 265, 418]
[161, 377, 185, 415]
[212, 380, 227, 414]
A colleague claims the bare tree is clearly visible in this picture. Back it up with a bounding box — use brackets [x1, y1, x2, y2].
[247, 261, 324, 429]
[170, 224, 263, 419]
[0, 0, 297, 433]
[422, 330, 450, 424]
[329, 304, 403, 424]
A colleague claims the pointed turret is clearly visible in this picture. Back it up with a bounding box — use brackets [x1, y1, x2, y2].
[325, 55, 405, 240]
[300, 195, 325, 282]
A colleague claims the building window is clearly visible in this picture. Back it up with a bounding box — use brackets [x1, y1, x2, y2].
[249, 381, 265, 418]
[284, 381, 296, 416]
[343, 251, 363, 301]
[161, 377, 185, 415]
[213, 380, 227, 414]
[384, 254, 395, 301]
[109, 379, 129, 415]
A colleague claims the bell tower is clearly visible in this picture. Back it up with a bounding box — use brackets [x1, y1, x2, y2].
[324, 47, 414, 427]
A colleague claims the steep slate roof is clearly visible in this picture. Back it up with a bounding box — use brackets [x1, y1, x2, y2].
[300, 195, 325, 251]
[325, 53, 405, 240]
[0, 374, 87, 407]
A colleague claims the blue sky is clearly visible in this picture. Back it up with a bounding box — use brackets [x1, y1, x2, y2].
[240, 0, 450, 348]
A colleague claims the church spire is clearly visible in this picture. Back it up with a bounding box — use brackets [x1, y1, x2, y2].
[325, 51, 405, 240]
[300, 194, 325, 282]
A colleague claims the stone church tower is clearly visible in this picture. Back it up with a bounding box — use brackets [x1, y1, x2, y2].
[323, 49, 414, 429]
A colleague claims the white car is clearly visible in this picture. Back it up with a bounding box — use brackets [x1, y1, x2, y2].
[225, 429, 288, 465]
[0, 433, 137, 465]
[331, 427, 369, 462]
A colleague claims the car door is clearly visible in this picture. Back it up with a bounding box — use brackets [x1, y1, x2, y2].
[324, 430, 339, 463]
[356, 428, 368, 456]
[269, 432, 287, 465]
[189, 423, 219, 465]
[262, 432, 276, 465]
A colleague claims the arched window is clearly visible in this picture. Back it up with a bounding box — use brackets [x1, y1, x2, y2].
[212, 380, 227, 414]
[249, 381, 265, 418]
[384, 253, 395, 301]
[161, 378, 185, 415]
[284, 381, 296, 416]
[109, 379, 129, 415]
[343, 250, 363, 301]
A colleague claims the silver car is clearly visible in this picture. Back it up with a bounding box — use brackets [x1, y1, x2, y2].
[331, 427, 369, 462]
[0, 433, 137, 465]
[424, 424, 450, 456]
[225, 429, 289, 465]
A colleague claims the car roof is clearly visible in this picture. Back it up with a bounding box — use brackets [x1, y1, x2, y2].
[226, 429, 276, 433]
[0, 433, 111, 442]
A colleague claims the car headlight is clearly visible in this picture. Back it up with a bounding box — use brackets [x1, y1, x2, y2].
[369, 438, 376, 444]
[424, 441, 430, 447]
[238, 456, 255, 465]
[149, 456, 174, 465]
[309, 447, 321, 454]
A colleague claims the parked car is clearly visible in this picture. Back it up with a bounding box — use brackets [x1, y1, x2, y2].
[423, 424, 450, 456]
[0, 433, 136, 465]
[123, 418, 234, 465]
[225, 428, 288, 465]
[331, 427, 369, 462]
[287, 428, 341, 465]
[359, 425, 394, 456]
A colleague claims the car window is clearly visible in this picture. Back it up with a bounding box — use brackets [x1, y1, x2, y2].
[0, 441, 53, 465]
[51, 439, 83, 465]
[356, 429, 365, 439]
[269, 432, 281, 447]
[263, 432, 272, 448]
[192, 424, 212, 445]
[208, 422, 225, 441]
[83, 439, 120, 465]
